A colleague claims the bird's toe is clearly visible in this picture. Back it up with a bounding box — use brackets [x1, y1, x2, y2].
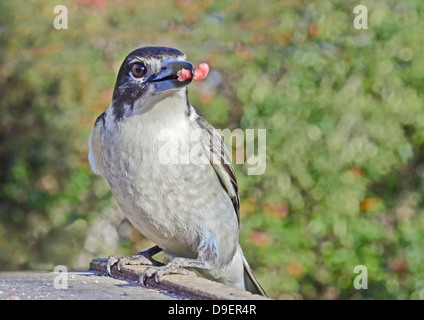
[139, 264, 197, 286]
[107, 254, 154, 276]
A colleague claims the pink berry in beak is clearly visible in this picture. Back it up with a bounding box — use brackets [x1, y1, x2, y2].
[177, 68, 192, 82]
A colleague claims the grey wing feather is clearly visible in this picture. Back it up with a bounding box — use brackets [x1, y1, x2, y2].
[196, 110, 267, 297]
[195, 112, 241, 226]
[88, 112, 107, 179]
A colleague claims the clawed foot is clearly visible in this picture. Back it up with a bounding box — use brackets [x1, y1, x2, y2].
[106, 246, 202, 287]
[106, 245, 163, 276]
[139, 264, 197, 287]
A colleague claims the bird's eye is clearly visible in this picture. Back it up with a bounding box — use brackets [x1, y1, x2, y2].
[131, 63, 146, 78]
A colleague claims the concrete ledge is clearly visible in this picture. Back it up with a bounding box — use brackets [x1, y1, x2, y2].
[89, 258, 269, 300]
[0, 271, 176, 300]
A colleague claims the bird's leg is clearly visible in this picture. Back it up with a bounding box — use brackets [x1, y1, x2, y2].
[139, 236, 217, 286]
[107, 245, 163, 276]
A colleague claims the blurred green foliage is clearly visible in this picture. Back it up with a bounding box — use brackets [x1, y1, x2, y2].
[1, 0, 424, 299]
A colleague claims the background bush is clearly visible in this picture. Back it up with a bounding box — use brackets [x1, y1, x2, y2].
[1, 0, 424, 299]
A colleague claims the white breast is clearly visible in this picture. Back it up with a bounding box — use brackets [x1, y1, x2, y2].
[100, 92, 237, 259]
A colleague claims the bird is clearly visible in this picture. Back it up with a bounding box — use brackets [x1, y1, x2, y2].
[88, 46, 266, 296]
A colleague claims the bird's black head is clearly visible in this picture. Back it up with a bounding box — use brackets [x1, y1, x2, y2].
[112, 46, 193, 119]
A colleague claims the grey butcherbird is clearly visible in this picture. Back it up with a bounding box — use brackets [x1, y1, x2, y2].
[88, 46, 266, 296]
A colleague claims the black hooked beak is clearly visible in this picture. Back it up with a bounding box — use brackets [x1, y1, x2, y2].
[148, 59, 193, 92]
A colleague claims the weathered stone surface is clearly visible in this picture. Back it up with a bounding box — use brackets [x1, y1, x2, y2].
[0, 270, 175, 300]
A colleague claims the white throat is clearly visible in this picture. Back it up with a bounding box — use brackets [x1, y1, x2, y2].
[132, 89, 188, 120]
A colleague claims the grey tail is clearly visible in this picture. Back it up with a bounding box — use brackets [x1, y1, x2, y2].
[243, 256, 267, 297]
